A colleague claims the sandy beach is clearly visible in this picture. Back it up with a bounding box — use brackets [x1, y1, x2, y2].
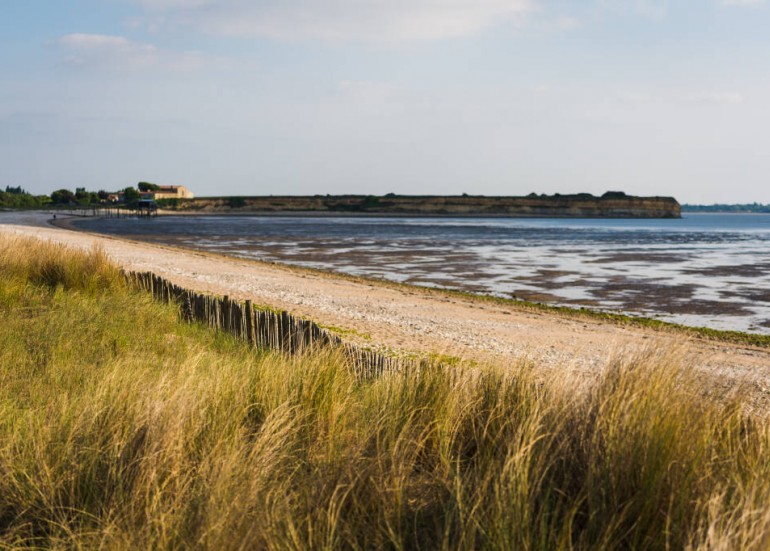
[3, 210, 770, 410]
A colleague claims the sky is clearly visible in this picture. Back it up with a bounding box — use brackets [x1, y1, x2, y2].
[1, 0, 769, 204]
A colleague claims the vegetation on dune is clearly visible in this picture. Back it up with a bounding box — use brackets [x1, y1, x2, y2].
[1, 235, 770, 549]
[0, 235, 122, 294]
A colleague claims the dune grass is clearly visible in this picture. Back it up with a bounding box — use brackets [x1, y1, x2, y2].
[1, 234, 769, 549]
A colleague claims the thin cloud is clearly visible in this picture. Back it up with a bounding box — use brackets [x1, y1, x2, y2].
[336, 80, 404, 106]
[617, 90, 745, 105]
[684, 92, 744, 105]
[598, 0, 669, 18]
[720, 0, 764, 5]
[129, 0, 534, 42]
[58, 33, 229, 71]
[552, 16, 582, 30]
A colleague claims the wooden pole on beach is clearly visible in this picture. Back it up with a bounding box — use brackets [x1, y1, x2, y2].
[245, 300, 254, 346]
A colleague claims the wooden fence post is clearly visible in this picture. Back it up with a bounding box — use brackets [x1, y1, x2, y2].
[245, 300, 254, 346]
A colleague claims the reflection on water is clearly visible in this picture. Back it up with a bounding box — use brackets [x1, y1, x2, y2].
[78, 214, 770, 334]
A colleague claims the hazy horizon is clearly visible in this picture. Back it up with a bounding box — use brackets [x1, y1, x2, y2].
[3, 1, 770, 204]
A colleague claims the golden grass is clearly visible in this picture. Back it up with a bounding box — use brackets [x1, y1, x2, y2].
[0, 235, 122, 296]
[1, 234, 769, 549]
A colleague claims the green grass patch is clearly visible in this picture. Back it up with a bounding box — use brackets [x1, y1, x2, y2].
[316, 322, 372, 341]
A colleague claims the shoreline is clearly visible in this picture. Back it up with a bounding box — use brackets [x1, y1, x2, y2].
[3, 210, 770, 412]
[66, 212, 770, 344]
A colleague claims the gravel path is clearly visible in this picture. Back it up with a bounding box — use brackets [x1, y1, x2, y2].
[3, 211, 770, 411]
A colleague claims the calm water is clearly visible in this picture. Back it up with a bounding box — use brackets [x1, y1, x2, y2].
[79, 213, 770, 334]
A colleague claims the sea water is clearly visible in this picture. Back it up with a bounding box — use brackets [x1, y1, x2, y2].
[78, 213, 770, 334]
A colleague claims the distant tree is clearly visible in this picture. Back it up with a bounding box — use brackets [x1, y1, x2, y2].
[51, 189, 76, 205]
[0, 185, 49, 208]
[73, 187, 101, 205]
[0, 190, 48, 208]
[682, 203, 770, 213]
[138, 182, 160, 192]
[97, 190, 110, 200]
[123, 186, 141, 204]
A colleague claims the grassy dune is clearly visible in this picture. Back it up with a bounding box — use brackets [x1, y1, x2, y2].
[1, 235, 769, 549]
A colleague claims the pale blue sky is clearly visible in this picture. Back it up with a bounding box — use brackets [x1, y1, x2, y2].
[2, 0, 769, 203]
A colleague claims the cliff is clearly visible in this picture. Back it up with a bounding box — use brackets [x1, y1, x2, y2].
[160, 192, 681, 218]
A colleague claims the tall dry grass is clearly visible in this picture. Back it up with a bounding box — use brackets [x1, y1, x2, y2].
[1, 234, 769, 549]
[0, 235, 122, 296]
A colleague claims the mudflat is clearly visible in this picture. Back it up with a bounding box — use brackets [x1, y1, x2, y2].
[3, 211, 769, 412]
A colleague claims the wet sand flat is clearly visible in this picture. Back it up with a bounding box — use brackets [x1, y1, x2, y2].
[73, 213, 770, 334]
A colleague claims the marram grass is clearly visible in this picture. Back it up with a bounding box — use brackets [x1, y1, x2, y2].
[1, 234, 769, 549]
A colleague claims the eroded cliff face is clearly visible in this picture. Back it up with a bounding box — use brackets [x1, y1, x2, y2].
[164, 193, 681, 218]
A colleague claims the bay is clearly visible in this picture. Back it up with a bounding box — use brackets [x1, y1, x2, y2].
[78, 213, 770, 335]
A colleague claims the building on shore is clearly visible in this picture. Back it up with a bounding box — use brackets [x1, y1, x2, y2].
[116, 185, 195, 203]
[152, 185, 194, 200]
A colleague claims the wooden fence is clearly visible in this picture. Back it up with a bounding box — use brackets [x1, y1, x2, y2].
[125, 271, 411, 378]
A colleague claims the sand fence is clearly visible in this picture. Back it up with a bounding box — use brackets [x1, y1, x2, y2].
[126, 270, 419, 378]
